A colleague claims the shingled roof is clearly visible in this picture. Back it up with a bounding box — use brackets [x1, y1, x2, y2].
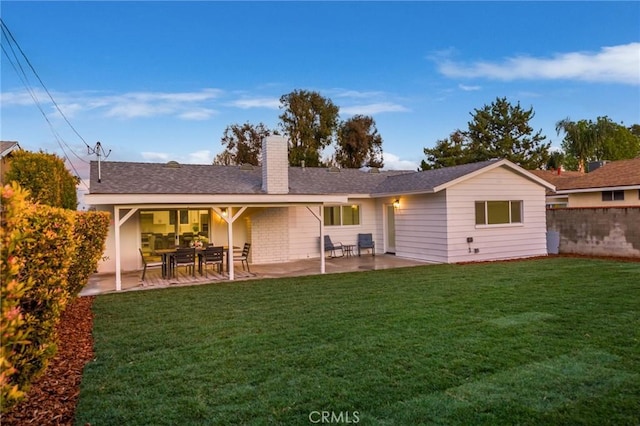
[530, 158, 640, 192]
[88, 158, 547, 197]
[89, 161, 412, 195]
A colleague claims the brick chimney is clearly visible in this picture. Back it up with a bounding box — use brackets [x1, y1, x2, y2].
[261, 135, 289, 194]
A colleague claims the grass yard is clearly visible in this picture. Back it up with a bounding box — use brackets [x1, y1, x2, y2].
[75, 257, 640, 425]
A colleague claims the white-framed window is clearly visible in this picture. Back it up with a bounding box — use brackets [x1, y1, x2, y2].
[475, 200, 523, 226]
[324, 205, 361, 226]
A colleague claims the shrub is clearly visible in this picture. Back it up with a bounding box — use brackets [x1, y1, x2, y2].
[1, 183, 35, 410]
[67, 211, 110, 298]
[0, 183, 109, 412]
[4, 150, 79, 209]
[11, 194, 76, 392]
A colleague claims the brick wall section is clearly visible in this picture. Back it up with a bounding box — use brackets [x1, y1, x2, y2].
[262, 136, 289, 194]
[547, 207, 640, 258]
[251, 207, 289, 264]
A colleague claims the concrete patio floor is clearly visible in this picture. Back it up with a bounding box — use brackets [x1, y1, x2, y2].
[80, 254, 429, 296]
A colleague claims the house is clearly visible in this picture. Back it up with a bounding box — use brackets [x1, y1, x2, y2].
[531, 158, 640, 208]
[84, 136, 555, 290]
[0, 141, 21, 184]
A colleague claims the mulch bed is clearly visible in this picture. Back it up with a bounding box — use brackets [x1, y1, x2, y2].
[2, 296, 95, 426]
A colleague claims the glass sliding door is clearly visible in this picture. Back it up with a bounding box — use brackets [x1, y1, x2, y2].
[140, 209, 211, 253]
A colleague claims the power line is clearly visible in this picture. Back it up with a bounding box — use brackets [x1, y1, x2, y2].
[0, 18, 113, 191]
[1, 18, 92, 150]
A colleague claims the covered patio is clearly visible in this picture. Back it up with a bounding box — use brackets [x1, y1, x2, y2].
[80, 254, 428, 296]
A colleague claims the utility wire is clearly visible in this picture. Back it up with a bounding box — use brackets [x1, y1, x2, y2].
[1, 18, 92, 191]
[1, 18, 92, 150]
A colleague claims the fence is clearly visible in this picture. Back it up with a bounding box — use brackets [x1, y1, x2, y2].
[546, 207, 640, 259]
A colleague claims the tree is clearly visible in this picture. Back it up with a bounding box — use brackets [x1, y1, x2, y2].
[420, 130, 471, 170]
[4, 150, 78, 209]
[465, 97, 550, 169]
[334, 115, 384, 169]
[556, 116, 639, 171]
[279, 89, 339, 167]
[556, 118, 599, 172]
[420, 97, 550, 170]
[594, 117, 640, 161]
[213, 122, 272, 166]
[546, 150, 566, 170]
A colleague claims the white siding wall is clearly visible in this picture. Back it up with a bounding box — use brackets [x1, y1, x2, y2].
[288, 206, 323, 260]
[96, 207, 142, 274]
[286, 199, 381, 260]
[445, 166, 548, 263]
[394, 191, 448, 263]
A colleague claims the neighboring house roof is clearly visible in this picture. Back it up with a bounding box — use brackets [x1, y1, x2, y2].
[0, 141, 20, 158]
[531, 158, 640, 193]
[88, 158, 553, 200]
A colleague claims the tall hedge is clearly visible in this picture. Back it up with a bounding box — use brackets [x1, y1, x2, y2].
[67, 211, 111, 298]
[0, 184, 34, 407]
[0, 183, 109, 412]
[4, 150, 79, 210]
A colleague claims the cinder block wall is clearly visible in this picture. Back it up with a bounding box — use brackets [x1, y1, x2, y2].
[547, 207, 640, 258]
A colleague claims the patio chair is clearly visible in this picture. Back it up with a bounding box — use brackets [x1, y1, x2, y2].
[357, 233, 375, 256]
[199, 246, 224, 277]
[324, 235, 344, 258]
[139, 248, 162, 281]
[234, 243, 251, 272]
[172, 247, 196, 277]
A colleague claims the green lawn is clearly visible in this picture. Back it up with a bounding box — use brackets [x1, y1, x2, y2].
[75, 258, 640, 425]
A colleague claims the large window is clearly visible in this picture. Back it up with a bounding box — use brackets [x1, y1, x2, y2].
[140, 209, 210, 252]
[324, 205, 360, 226]
[475, 201, 522, 225]
[602, 190, 624, 201]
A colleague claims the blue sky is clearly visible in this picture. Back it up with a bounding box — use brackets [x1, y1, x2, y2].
[2, 1, 639, 191]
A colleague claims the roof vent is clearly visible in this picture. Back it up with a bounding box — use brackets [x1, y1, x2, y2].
[164, 160, 181, 168]
[328, 166, 340, 173]
[239, 163, 255, 171]
[369, 167, 380, 174]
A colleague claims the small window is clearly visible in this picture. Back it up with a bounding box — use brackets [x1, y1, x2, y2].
[602, 190, 624, 201]
[475, 201, 523, 225]
[341, 205, 360, 226]
[324, 206, 341, 226]
[324, 204, 360, 226]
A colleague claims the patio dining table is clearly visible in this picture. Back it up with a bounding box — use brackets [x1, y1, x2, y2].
[155, 246, 239, 278]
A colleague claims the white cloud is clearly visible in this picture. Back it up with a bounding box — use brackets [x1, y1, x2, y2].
[437, 42, 640, 85]
[382, 152, 418, 171]
[186, 150, 212, 164]
[141, 151, 170, 161]
[458, 84, 481, 91]
[341, 102, 410, 116]
[333, 89, 385, 99]
[230, 97, 280, 109]
[1, 88, 225, 120]
[139, 150, 212, 164]
[178, 108, 217, 120]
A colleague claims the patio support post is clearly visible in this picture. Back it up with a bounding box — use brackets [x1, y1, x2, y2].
[115, 207, 121, 291]
[213, 206, 247, 281]
[114, 207, 138, 291]
[227, 207, 234, 280]
[320, 206, 325, 274]
[306, 205, 325, 274]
